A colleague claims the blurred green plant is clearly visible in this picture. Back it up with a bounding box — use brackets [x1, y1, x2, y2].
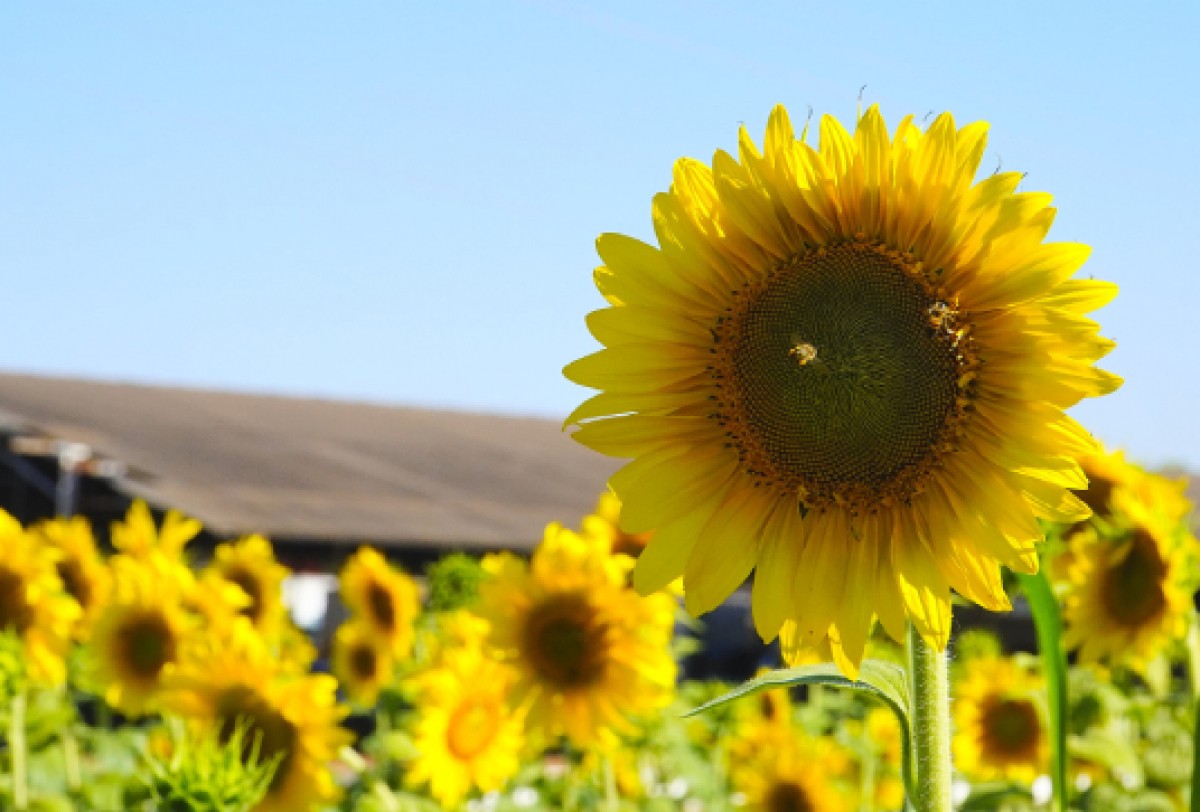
[141, 717, 281, 812]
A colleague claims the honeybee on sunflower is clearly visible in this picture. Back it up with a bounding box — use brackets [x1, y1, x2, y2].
[565, 104, 1118, 674]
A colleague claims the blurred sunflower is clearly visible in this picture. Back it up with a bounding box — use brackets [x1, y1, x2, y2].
[339, 547, 420, 658]
[583, 490, 653, 560]
[954, 654, 1047, 783]
[406, 644, 525, 808]
[111, 499, 201, 563]
[29, 515, 110, 641]
[331, 619, 394, 708]
[0, 513, 79, 686]
[865, 707, 906, 811]
[564, 104, 1118, 674]
[205, 535, 289, 638]
[732, 733, 852, 812]
[1061, 485, 1193, 666]
[476, 523, 676, 748]
[167, 619, 351, 812]
[84, 556, 193, 716]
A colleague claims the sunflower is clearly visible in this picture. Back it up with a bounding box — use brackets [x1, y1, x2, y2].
[583, 490, 653, 560]
[29, 515, 111, 641]
[731, 731, 853, 812]
[406, 644, 525, 808]
[167, 618, 351, 812]
[564, 104, 1119, 674]
[339, 547, 420, 658]
[954, 654, 1047, 783]
[83, 555, 193, 716]
[0, 513, 79, 686]
[1061, 484, 1193, 666]
[205, 535, 290, 638]
[476, 522, 676, 748]
[331, 619, 394, 708]
[111, 499, 201, 563]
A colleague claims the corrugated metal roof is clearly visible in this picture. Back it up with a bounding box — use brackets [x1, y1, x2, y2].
[0, 373, 620, 549]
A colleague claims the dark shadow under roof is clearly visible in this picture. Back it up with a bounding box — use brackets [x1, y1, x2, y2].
[0, 373, 621, 550]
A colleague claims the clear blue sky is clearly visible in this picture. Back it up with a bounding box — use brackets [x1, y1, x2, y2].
[2, 2, 1197, 469]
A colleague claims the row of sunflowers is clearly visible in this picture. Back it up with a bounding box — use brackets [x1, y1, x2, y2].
[0, 443, 1195, 811]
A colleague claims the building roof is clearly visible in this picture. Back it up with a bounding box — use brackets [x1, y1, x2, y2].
[0, 373, 620, 550]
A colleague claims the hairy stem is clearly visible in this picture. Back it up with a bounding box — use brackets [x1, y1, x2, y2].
[907, 623, 952, 812]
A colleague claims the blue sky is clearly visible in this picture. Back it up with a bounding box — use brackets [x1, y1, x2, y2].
[2, 2, 1198, 468]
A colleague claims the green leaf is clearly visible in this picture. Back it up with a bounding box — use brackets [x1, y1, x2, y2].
[684, 660, 916, 803]
[1016, 567, 1068, 812]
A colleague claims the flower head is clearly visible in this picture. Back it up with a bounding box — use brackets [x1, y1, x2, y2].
[565, 104, 1119, 674]
[475, 523, 676, 748]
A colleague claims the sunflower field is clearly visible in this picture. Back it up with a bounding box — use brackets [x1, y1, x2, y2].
[2, 106, 1196, 812]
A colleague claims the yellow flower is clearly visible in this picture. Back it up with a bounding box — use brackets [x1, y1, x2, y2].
[205, 535, 290, 639]
[331, 619, 394, 708]
[83, 555, 193, 716]
[954, 654, 1047, 783]
[1061, 485, 1193, 666]
[476, 523, 676, 748]
[583, 490, 653, 560]
[111, 500, 201, 562]
[29, 516, 111, 641]
[0, 513, 79, 686]
[167, 619, 351, 812]
[406, 645, 525, 808]
[865, 708, 906, 811]
[731, 731, 853, 812]
[564, 104, 1119, 675]
[339, 547, 420, 658]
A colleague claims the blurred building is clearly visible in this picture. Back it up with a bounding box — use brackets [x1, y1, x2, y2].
[0, 372, 620, 649]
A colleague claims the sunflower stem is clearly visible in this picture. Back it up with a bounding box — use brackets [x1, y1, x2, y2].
[1184, 615, 1200, 812]
[10, 690, 28, 811]
[907, 623, 952, 812]
[603, 755, 618, 812]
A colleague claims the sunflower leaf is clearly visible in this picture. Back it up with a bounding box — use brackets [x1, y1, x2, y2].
[1016, 566, 1068, 812]
[683, 660, 916, 804]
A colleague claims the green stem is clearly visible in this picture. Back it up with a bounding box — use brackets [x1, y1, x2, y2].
[1185, 615, 1200, 812]
[907, 623, 952, 812]
[603, 755, 619, 812]
[10, 690, 28, 811]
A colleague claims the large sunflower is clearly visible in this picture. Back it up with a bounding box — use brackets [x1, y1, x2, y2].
[953, 654, 1047, 783]
[167, 618, 352, 812]
[0, 513, 79, 686]
[1061, 485, 1193, 666]
[339, 547, 420, 658]
[29, 515, 111, 641]
[564, 104, 1119, 673]
[475, 522, 676, 748]
[405, 644, 525, 808]
[83, 555, 194, 716]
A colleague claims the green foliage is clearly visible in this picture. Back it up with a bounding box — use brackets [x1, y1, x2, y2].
[684, 659, 916, 802]
[1016, 567, 1068, 812]
[424, 554, 484, 613]
[141, 717, 281, 812]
